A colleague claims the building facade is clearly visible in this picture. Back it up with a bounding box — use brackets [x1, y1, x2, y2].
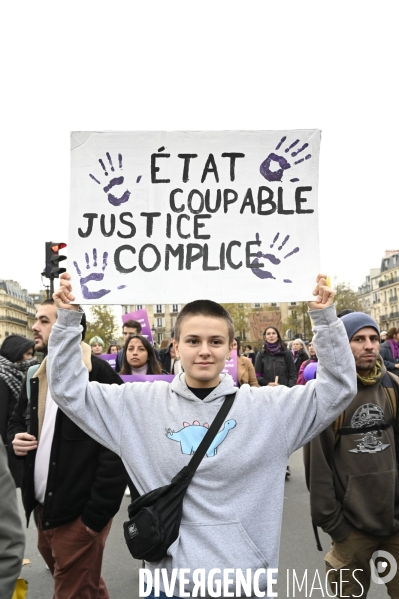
[357, 251, 399, 332]
[122, 303, 182, 344]
[0, 280, 38, 346]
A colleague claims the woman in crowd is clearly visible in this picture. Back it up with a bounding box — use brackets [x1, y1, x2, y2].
[255, 327, 297, 388]
[297, 339, 318, 385]
[243, 344, 256, 364]
[0, 334, 37, 486]
[291, 338, 309, 374]
[107, 342, 120, 354]
[232, 338, 259, 387]
[89, 336, 105, 356]
[380, 327, 399, 375]
[120, 334, 163, 375]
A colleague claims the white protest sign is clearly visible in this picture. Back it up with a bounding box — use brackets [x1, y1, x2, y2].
[69, 130, 320, 304]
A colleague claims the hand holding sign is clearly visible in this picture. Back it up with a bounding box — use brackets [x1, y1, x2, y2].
[308, 274, 335, 311]
[53, 273, 80, 311]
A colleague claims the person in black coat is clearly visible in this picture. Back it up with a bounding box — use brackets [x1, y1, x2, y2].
[255, 327, 297, 388]
[0, 334, 37, 486]
[8, 300, 128, 598]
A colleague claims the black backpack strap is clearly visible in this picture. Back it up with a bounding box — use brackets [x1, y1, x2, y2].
[312, 521, 323, 551]
[187, 393, 236, 473]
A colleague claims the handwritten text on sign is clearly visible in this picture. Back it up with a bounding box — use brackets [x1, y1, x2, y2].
[69, 131, 320, 304]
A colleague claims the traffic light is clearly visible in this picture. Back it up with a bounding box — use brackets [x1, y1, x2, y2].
[43, 242, 67, 279]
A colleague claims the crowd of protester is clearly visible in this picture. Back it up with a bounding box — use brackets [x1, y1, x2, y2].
[1, 285, 399, 598]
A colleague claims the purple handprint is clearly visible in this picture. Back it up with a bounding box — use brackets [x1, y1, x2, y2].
[250, 232, 299, 283]
[259, 137, 312, 183]
[89, 152, 140, 207]
[74, 249, 126, 300]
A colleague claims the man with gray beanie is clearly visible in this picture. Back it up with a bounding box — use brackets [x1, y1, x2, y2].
[304, 312, 399, 597]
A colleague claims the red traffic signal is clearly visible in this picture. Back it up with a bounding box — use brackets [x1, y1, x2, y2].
[43, 241, 67, 279]
[51, 243, 67, 253]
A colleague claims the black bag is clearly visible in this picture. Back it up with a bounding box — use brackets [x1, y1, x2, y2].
[123, 393, 235, 562]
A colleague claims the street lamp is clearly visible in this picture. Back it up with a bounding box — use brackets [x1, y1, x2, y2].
[151, 324, 156, 336]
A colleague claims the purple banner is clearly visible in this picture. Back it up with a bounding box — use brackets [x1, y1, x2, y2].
[121, 374, 175, 383]
[122, 309, 153, 344]
[98, 353, 117, 370]
[222, 350, 238, 386]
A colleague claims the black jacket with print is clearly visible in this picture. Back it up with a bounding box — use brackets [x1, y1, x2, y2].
[303, 362, 399, 541]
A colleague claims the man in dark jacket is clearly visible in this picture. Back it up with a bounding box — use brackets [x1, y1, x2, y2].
[8, 299, 127, 599]
[304, 312, 399, 598]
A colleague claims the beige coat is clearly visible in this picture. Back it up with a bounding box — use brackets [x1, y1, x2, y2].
[237, 355, 259, 387]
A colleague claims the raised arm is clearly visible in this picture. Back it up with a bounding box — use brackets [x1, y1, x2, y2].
[46, 274, 128, 455]
[264, 275, 357, 453]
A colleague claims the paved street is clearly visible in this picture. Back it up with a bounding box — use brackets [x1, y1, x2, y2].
[17, 448, 389, 598]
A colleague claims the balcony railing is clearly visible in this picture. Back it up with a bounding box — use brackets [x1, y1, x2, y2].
[389, 296, 398, 303]
[379, 277, 399, 288]
[380, 314, 389, 321]
[0, 316, 28, 326]
[0, 300, 27, 312]
[390, 311, 399, 319]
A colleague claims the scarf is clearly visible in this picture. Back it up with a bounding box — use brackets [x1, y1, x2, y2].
[387, 339, 399, 361]
[356, 359, 382, 386]
[264, 341, 281, 355]
[0, 356, 39, 399]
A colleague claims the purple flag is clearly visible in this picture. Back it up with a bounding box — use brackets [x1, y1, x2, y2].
[98, 353, 117, 370]
[122, 309, 153, 344]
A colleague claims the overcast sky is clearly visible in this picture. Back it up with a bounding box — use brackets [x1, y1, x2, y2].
[2, 1, 397, 306]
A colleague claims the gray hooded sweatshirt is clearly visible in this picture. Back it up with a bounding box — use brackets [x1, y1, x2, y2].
[47, 304, 356, 597]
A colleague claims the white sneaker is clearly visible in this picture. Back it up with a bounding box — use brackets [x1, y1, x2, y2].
[125, 486, 131, 497]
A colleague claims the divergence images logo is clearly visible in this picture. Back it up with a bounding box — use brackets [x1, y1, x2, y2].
[370, 550, 397, 585]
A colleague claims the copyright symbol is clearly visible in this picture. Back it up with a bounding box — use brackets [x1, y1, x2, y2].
[370, 550, 397, 585]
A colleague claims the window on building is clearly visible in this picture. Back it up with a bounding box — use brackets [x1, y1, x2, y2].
[136, 305, 143, 311]
[172, 304, 179, 313]
[157, 317, 163, 327]
[254, 303, 261, 308]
